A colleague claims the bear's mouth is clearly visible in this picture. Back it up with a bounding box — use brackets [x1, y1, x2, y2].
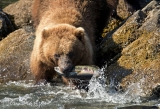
[54, 65, 100, 80]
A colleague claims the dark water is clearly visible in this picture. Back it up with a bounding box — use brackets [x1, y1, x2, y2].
[0, 69, 159, 109]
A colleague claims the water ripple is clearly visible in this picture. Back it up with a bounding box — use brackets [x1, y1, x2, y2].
[0, 69, 159, 109]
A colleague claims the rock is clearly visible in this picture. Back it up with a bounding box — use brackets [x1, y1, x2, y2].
[3, 0, 33, 28]
[0, 0, 34, 83]
[0, 9, 15, 40]
[117, 105, 159, 109]
[117, 0, 152, 19]
[0, 28, 34, 83]
[102, 0, 152, 38]
[103, 1, 160, 97]
[100, 0, 152, 64]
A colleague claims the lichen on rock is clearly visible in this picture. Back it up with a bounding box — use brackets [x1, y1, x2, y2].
[104, 1, 160, 97]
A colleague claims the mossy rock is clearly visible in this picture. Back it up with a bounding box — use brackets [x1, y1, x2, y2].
[104, 1, 160, 97]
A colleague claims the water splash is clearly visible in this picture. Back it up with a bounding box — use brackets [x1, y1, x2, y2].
[86, 67, 142, 104]
[0, 68, 156, 108]
[87, 67, 107, 99]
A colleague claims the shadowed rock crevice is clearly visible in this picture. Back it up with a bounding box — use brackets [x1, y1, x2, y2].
[0, 9, 15, 40]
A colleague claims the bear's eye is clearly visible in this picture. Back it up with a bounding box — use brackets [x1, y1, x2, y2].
[54, 54, 60, 59]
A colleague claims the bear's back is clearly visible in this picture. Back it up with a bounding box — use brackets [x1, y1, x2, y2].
[32, 0, 107, 28]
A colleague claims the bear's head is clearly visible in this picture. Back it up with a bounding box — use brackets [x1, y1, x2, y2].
[40, 24, 93, 77]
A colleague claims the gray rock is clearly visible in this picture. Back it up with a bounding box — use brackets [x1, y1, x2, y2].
[0, 28, 34, 83]
[3, 0, 33, 28]
[0, 0, 34, 83]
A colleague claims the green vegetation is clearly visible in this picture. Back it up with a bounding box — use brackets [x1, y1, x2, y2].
[0, 0, 18, 9]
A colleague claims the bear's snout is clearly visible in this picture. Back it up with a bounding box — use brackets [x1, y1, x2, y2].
[61, 65, 74, 76]
[58, 55, 74, 77]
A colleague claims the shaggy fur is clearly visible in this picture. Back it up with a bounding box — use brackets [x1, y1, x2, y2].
[31, 0, 110, 84]
[31, 0, 141, 84]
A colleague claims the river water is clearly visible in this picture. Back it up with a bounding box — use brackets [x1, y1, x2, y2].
[0, 69, 159, 109]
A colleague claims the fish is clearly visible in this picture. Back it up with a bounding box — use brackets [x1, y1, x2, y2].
[54, 65, 100, 79]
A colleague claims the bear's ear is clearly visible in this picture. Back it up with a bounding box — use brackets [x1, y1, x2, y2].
[42, 29, 49, 39]
[74, 27, 84, 41]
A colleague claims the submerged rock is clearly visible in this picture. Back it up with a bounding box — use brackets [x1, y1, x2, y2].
[117, 105, 159, 109]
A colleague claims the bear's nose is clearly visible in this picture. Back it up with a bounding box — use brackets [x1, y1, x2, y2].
[58, 55, 74, 77]
[61, 64, 74, 77]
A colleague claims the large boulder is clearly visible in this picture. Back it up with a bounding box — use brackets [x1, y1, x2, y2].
[103, 1, 160, 97]
[0, 0, 34, 83]
[3, 0, 33, 28]
[0, 28, 34, 83]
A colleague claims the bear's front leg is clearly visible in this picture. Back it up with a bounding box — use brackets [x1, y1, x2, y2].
[30, 60, 50, 84]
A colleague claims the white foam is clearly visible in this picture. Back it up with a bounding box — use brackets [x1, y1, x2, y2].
[86, 68, 142, 104]
[0, 68, 148, 108]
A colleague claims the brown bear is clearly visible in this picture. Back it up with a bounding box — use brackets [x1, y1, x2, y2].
[30, 0, 111, 84]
